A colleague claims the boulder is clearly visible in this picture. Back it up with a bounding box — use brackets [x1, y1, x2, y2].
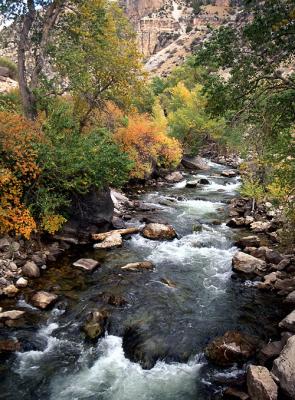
[247, 365, 278, 400]
[274, 276, 295, 294]
[258, 272, 281, 290]
[22, 261, 40, 278]
[258, 341, 284, 365]
[165, 171, 183, 183]
[31, 291, 58, 309]
[92, 227, 139, 241]
[72, 258, 100, 272]
[205, 331, 259, 366]
[250, 221, 271, 233]
[284, 290, 295, 305]
[232, 252, 267, 275]
[279, 310, 295, 332]
[227, 218, 246, 228]
[221, 170, 237, 177]
[82, 309, 109, 340]
[0, 310, 25, 321]
[121, 261, 154, 272]
[186, 180, 199, 188]
[0, 237, 10, 251]
[198, 178, 210, 185]
[181, 155, 209, 171]
[236, 236, 261, 249]
[93, 232, 122, 249]
[142, 223, 177, 240]
[103, 294, 127, 307]
[16, 277, 28, 288]
[0, 339, 21, 354]
[265, 250, 284, 265]
[3, 284, 19, 297]
[272, 335, 295, 399]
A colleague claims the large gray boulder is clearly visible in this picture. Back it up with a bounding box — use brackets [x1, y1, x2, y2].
[272, 335, 295, 399]
[247, 365, 278, 400]
[181, 155, 209, 171]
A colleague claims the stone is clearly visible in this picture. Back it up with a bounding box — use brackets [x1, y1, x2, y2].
[3, 284, 19, 297]
[0, 339, 21, 354]
[226, 217, 246, 228]
[105, 294, 127, 307]
[221, 170, 237, 177]
[16, 277, 28, 288]
[0, 310, 25, 321]
[247, 365, 278, 400]
[22, 261, 40, 278]
[31, 253, 46, 266]
[265, 250, 284, 265]
[72, 258, 100, 272]
[8, 261, 18, 271]
[279, 310, 295, 332]
[284, 290, 295, 305]
[276, 258, 290, 271]
[186, 180, 199, 188]
[258, 341, 283, 365]
[205, 331, 259, 366]
[223, 387, 249, 400]
[198, 178, 210, 185]
[250, 221, 271, 233]
[272, 335, 295, 399]
[164, 171, 183, 183]
[31, 291, 58, 309]
[142, 223, 177, 240]
[0, 66, 10, 77]
[232, 252, 267, 275]
[161, 278, 176, 288]
[245, 216, 254, 225]
[82, 309, 109, 340]
[121, 261, 154, 272]
[93, 232, 123, 249]
[274, 276, 295, 294]
[236, 235, 261, 249]
[0, 237, 10, 251]
[181, 155, 209, 171]
[258, 272, 281, 290]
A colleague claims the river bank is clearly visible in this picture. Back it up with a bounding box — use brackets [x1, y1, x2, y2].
[0, 157, 294, 400]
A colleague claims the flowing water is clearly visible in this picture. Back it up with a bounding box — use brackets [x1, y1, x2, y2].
[0, 161, 283, 400]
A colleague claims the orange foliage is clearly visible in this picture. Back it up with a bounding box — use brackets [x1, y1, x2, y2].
[114, 113, 182, 179]
[0, 112, 41, 238]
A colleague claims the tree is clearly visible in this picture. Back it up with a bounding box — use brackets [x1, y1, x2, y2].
[0, 0, 67, 119]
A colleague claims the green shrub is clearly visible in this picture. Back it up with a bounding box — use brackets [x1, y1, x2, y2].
[0, 89, 21, 113]
[0, 57, 18, 80]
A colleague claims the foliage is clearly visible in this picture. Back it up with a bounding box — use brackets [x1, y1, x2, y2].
[114, 113, 182, 179]
[0, 57, 17, 80]
[0, 89, 22, 113]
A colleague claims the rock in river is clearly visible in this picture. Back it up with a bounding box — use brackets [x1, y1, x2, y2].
[236, 235, 261, 249]
[121, 261, 154, 272]
[0, 339, 21, 354]
[31, 291, 58, 309]
[82, 309, 109, 340]
[73, 258, 100, 272]
[142, 223, 176, 240]
[205, 331, 259, 366]
[232, 252, 267, 275]
[247, 365, 278, 400]
[272, 335, 295, 399]
[22, 261, 40, 278]
[278, 310, 295, 333]
[165, 171, 183, 183]
[181, 155, 209, 171]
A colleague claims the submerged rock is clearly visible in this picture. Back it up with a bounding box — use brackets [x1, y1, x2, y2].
[82, 309, 109, 340]
[0, 339, 21, 354]
[247, 365, 278, 400]
[161, 277, 177, 288]
[31, 291, 58, 309]
[272, 335, 295, 399]
[205, 331, 259, 366]
[223, 387, 249, 400]
[121, 261, 154, 272]
[72, 258, 100, 272]
[232, 252, 267, 275]
[142, 223, 176, 240]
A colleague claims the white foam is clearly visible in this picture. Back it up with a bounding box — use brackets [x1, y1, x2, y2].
[202, 180, 241, 193]
[50, 335, 202, 400]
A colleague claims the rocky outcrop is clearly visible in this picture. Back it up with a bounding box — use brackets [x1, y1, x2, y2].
[142, 223, 176, 240]
[272, 335, 295, 399]
[247, 365, 278, 400]
[205, 331, 259, 366]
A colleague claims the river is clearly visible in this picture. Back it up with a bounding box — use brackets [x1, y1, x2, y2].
[0, 161, 283, 400]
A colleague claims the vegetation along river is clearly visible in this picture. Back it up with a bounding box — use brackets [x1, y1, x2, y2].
[0, 161, 283, 400]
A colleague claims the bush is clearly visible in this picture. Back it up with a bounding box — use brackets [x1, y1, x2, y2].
[0, 89, 22, 113]
[0, 57, 18, 80]
[114, 113, 182, 179]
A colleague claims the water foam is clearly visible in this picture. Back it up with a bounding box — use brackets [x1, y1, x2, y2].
[49, 335, 202, 400]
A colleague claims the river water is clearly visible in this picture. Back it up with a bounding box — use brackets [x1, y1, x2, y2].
[0, 161, 283, 400]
